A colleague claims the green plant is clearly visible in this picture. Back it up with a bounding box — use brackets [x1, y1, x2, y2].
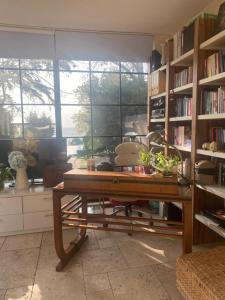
[139, 149, 153, 166]
[0, 163, 14, 190]
[153, 151, 180, 175]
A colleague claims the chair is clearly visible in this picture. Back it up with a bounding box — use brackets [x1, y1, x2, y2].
[109, 141, 149, 217]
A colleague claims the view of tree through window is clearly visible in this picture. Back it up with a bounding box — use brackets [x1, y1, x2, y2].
[0, 58, 148, 158]
[59, 61, 148, 157]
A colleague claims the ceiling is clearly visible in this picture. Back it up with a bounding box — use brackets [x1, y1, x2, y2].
[0, 0, 213, 35]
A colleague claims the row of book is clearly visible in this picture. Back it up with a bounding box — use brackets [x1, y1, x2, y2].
[200, 87, 225, 114]
[204, 49, 225, 77]
[173, 126, 192, 148]
[209, 127, 225, 150]
[149, 71, 166, 96]
[174, 97, 192, 117]
[174, 67, 193, 88]
[218, 162, 225, 186]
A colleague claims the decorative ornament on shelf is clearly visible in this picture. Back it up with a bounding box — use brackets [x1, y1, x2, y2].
[8, 151, 29, 190]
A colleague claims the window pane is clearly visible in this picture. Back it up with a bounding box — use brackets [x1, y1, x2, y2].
[21, 70, 54, 104]
[121, 74, 147, 105]
[121, 62, 148, 73]
[91, 61, 119, 72]
[0, 105, 22, 138]
[121, 106, 147, 135]
[60, 72, 90, 104]
[93, 136, 121, 155]
[91, 73, 120, 105]
[0, 58, 19, 68]
[59, 60, 89, 71]
[23, 105, 55, 138]
[20, 59, 53, 70]
[67, 137, 92, 156]
[92, 106, 120, 136]
[61, 106, 91, 137]
[0, 70, 21, 104]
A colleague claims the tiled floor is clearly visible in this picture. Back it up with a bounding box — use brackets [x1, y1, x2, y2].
[0, 229, 184, 300]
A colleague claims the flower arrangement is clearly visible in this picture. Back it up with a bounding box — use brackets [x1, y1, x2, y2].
[12, 138, 39, 167]
[8, 151, 27, 170]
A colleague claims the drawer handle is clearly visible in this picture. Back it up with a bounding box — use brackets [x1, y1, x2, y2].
[45, 214, 53, 218]
[112, 177, 120, 184]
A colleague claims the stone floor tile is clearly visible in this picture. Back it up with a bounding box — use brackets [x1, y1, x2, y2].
[42, 229, 78, 247]
[86, 289, 114, 300]
[1, 233, 42, 252]
[0, 248, 39, 289]
[152, 263, 184, 300]
[31, 264, 86, 300]
[82, 247, 127, 275]
[0, 290, 6, 300]
[84, 273, 110, 292]
[4, 285, 33, 300]
[0, 238, 5, 250]
[108, 266, 170, 300]
[37, 245, 61, 270]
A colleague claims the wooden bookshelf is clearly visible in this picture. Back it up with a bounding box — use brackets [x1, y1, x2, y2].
[170, 82, 193, 94]
[150, 92, 166, 100]
[199, 72, 225, 86]
[195, 214, 225, 239]
[148, 17, 225, 245]
[150, 118, 165, 123]
[200, 29, 225, 50]
[197, 149, 225, 159]
[198, 113, 225, 120]
[169, 116, 192, 122]
[170, 49, 194, 66]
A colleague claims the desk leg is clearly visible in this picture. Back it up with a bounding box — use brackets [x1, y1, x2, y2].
[53, 191, 88, 271]
[182, 201, 193, 254]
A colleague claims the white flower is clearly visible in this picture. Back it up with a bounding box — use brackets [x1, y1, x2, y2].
[8, 151, 27, 170]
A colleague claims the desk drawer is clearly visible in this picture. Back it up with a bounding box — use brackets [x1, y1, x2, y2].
[0, 215, 23, 233]
[23, 193, 52, 213]
[0, 197, 22, 216]
[23, 211, 53, 230]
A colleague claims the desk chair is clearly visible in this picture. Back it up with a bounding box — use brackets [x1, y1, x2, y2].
[109, 141, 149, 217]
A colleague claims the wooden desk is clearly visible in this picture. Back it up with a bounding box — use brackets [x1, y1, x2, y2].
[53, 170, 192, 271]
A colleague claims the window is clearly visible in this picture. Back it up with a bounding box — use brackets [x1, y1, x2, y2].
[0, 58, 55, 138]
[0, 58, 148, 158]
[59, 60, 148, 157]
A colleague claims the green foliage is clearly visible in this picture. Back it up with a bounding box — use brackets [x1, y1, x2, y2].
[139, 149, 153, 166]
[153, 151, 180, 174]
[0, 163, 13, 190]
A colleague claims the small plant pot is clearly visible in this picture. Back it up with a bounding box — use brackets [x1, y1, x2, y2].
[143, 166, 152, 174]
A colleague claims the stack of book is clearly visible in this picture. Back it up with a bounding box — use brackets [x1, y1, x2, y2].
[175, 97, 192, 117]
[173, 22, 194, 60]
[204, 49, 225, 77]
[149, 70, 166, 96]
[174, 67, 193, 88]
[209, 127, 225, 150]
[201, 87, 225, 114]
[173, 126, 192, 148]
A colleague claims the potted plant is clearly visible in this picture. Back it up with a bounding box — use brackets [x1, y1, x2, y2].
[153, 151, 180, 176]
[0, 163, 14, 191]
[139, 149, 154, 174]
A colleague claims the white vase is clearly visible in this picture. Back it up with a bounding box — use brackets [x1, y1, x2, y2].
[16, 167, 29, 190]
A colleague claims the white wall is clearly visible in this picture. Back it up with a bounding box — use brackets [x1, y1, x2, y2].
[203, 0, 224, 13]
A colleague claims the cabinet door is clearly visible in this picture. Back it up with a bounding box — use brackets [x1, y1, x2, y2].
[23, 211, 53, 230]
[0, 197, 22, 216]
[0, 215, 23, 233]
[23, 193, 52, 213]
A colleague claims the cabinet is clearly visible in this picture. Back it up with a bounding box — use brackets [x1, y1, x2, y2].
[149, 16, 225, 244]
[0, 185, 53, 236]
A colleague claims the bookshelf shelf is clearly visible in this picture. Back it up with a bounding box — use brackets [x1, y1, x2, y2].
[170, 83, 193, 94]
[196, 184, 225, 200]
[170, 49, 194, 66]
[151, 92, 166, 100]
[169, 116, 192, 122]
[199, 72, 225, 86]
[150, 118, 165, 123]
[198, 113, 225, 120]
[195, 213, 225, 239]
[197, 149, 225, 159]
[173, 145, 191, 152]
[158, 65, 167, 72]
[200, 29, 225, 50]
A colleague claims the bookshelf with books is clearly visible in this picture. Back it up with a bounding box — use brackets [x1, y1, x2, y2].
[148, 12, 225, 245]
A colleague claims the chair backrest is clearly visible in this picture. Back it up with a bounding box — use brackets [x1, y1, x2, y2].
[115, 142, 148, 167]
